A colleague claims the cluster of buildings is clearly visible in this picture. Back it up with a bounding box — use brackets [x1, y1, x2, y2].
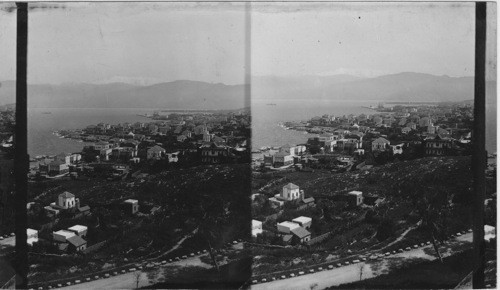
[260, 104, 472, 169]
[37, 111, 250, 176]
[27, 190, 144, 254]
[43, 191, 91, 217]
[268, 183, 315, 208]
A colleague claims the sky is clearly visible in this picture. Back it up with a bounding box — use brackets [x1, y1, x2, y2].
[0, 2, 495, 85]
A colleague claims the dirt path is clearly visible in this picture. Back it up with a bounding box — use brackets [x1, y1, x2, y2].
[252, 233, 472, 290]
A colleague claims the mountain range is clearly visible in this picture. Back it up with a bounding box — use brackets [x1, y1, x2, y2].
[0, 72, 494, 109]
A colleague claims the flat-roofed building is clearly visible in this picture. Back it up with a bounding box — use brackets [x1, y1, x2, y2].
[68, 225, 88, 238]
[292, 216, 312, 229]
[277, 221, 301, 234]
[53, 230, 76, 243]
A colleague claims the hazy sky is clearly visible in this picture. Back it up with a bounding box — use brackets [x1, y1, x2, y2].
[0, 2, 495, 85]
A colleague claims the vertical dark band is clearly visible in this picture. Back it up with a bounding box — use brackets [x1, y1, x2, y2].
[472, 2, 486, 289]
[15, 2, 28, 288]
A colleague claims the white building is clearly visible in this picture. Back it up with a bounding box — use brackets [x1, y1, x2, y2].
[124, 199, 139, 214]
[68, 225, 88, 238]
[252, 220, 263, 237]
[277, 221, 301, 234]
[292, 216, 312, 229]
[280, 183, 301, 201]
[53, 230, 76, 243]
[27, 228, 38, 245]
[51, 191, 78, 210]
[348, 191, 363, 206]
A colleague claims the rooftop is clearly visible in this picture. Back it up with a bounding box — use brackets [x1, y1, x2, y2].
[278, 221, 301, 230]
[68, 225, 88, 232]
[54, 230, 76, 239]
[291, 227, 311, 239]
[124, 199, 138, 204]
[67, 235, 87, 247]
[283, 183, 299, 190]
[292, 216, 312, 224]
[59, 191, 75, 199]
[348, 191, 363, 196]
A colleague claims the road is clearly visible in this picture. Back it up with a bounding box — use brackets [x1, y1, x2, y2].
[252, 233, 472, 290]
[60, 254, 213, 289]
[59, 242, 244, 289]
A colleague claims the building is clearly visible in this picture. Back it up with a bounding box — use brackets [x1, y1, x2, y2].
[371, 137, 390, 152]
[27, 228, 38, 246]
[55, 191, 78, 209]
[391, 143, 404, 155]
[94, 141, 110, 151]
[280, 144, 298, 156]
[273, 152, 293, 167]
[291, 227, 311, 244]
[124, 199, 139, 214]
[425, 135, 453, 156]
[55, 153, 71, 165]
[68, 225, 88, 238]
[200, 142, 230, 163]
[401, 127, 412, 134]
[147, 145, 166, 159]
[277, 221, 301, 234]
[268, 197, 285, 208]
[347, 191, 363, 207]
[281, 183, 301, 201]
[252, 220, 263, 237]
[67, 235, 87, 252]
[48, 160, 69, 175]
[292, 216, 312, 229]
[53, 230, 76, 243]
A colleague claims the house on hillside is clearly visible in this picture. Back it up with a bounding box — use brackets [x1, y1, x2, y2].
[67, 235, 87, 252]
[48, 160, 69, 176]
[200, 142, 231, 163]
[291, 227, 311, 244]
[123, 199, 139, 214]
[401, 127, 412, 134]
[252, 220, 263, 237]
[292, 216, 312, 229]
[68, 225, 88, 238]
[424, 135, 453, 156]
[371, 137, 390, 152]
[277, 221, 301, 234]
[273, 152, 293, 167]
[280, 183, 301, 201]
[347, 191, 363, 207]
[27, 228, 38, 246]
[147, 145, 166, 159]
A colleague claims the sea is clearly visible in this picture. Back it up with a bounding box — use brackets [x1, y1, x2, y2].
[28, 108, 153, 157]
[28, 100, 497, 157]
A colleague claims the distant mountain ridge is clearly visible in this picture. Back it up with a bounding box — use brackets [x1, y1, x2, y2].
[0, 73, 494, 109]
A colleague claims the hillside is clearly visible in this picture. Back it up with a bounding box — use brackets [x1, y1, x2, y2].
[1, 73, 493, 108]
[253, 73, 495, 103]
[0, 80, 248, 110]
[258, 156, 476, 204]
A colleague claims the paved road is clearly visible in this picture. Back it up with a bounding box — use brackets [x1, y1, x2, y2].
[252, 233, 472, 290]
[60, 255, 213, 289]
[59, 242, 244, 289]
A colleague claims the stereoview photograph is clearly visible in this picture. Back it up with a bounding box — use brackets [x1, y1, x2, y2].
[0, 1, 497, 289]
